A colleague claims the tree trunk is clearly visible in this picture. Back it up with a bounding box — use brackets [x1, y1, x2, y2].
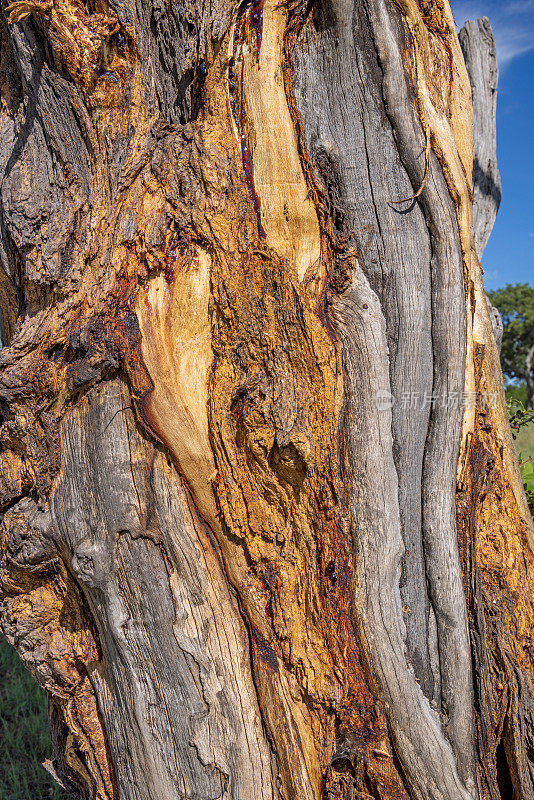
[0, 2, 532, 800]
[458, 17, 503, 353]
[459, 17, 501, 260]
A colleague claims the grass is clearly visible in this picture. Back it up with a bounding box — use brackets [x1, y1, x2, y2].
[506, 383, 534, 462]
[0, 636, 67, 800]
[515, 423, 534, 464]
[505, 383, 534, 515]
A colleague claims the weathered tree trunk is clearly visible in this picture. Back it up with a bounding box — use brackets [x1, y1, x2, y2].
[459, 17, 501, 260]
[0, 2, 532, 800]
[459, 17, 503, 353]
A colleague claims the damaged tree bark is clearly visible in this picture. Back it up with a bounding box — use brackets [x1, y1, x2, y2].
[0, 2, 532, 800]
[459, 17, 503, 352]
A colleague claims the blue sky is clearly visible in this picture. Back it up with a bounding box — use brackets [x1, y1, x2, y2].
[450, 1, 533, 290]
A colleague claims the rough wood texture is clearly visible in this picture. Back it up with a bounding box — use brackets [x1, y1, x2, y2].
[294, 4, 476, 797]
[459, 17, 503, 351]
[55, 381, 278, 800]
[0, 2, 533, 800]
[456, 16, 534, 800]
[459, 17, 501, 260]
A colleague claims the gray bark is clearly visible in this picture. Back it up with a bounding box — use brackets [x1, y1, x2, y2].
[54, 382, 278, 800]
[459, 17, 501, 260]
[2, 381, 279, 800]
[295, 4, 476, 796]
[459, 18, 503, 352]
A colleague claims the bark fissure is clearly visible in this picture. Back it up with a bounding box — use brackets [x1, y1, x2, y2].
[293, 0, 439, 708]
[294, 2, 478, 796]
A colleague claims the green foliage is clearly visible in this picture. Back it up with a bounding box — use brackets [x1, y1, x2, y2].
[0, 637, 66, 800]
[507, 395, 534, 436]
[505, 382, 528, 406]
[507, 394, 534, 515]
[488, 283, 534, 408]
[521, 460, 534, 513]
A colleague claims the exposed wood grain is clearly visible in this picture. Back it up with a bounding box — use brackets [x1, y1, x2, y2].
[234, 0, 321, 281]
[332, 265, 473, 800]
[293, 1, 438, 706]
[295, 2, 476, 795]
[52, 380, 279, 800]
[135, 246, 217, 529]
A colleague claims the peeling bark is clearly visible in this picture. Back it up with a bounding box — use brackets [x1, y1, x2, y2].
[0, 2, 533, 800]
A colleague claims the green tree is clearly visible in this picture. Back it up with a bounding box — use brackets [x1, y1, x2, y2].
[488, 283, 534, 409]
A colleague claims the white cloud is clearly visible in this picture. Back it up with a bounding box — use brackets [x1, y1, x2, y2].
[451, 0, 534, 66]
[482, 268, 500, 289]
[504, 0, 534, 14]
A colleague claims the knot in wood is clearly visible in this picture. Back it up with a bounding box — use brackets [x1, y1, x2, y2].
[72, 540, 109, 589]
